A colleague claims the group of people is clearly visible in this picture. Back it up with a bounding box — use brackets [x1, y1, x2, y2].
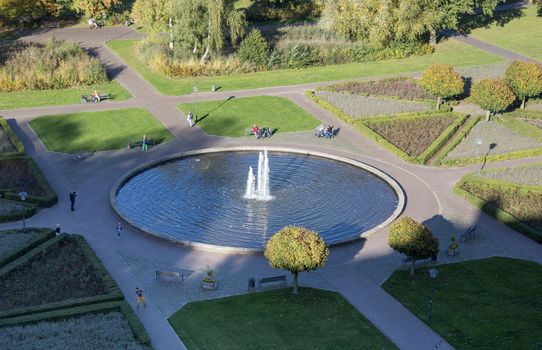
[314, 124, 334, 139]
[80, 90, 101, 103]
[251, 124, 272, 139]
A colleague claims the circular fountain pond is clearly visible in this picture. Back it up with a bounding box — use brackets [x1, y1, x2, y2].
[112, 148, 404, 252]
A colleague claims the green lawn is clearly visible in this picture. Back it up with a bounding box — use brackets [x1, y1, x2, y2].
[168, 287, 397, 350]
[469, 6, 542, 61]
[107, 39, 503, 96]
[29, 108, 173, 153]
[0, 81, 132, 110]
[178, 96, 320, 137]
[382, 257, 542, 350]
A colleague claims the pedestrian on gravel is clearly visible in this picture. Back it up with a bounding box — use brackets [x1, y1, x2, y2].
[136, 287, 146, 308]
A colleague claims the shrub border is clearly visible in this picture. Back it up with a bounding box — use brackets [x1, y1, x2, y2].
[454, 174, 542, 243]
[307, 90, 464, 164]
[0, 300, 151, 347]
[0, 234, 123, 320]
[0, 228, 55, 269]
[0, 156, 58, 207]
[0, 117, 25, 155]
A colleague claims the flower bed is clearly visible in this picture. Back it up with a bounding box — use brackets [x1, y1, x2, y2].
[0, 230, 40, 261]
[478, 163, 542, 187]
[0, 311, 146, 350]
[327, 77, 434, 101]
[0, 125, 15, 153]
[444, 120, 542, 161]
[0, 117, 24, 155]
[0, 235, 109, 311]
[314, 90, 431, 118]
[363, 113, 458, 157]
[0, 158, 46, 196]
[455, 174, 542, 242]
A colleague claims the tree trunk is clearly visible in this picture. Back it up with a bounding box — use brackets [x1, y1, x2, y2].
[410, 259, 415, 276]
[486, 110, 491, 121]
[200, 46, 209, 63]
[521, 96, 526, 109]
[193, 43, 197, 54]
[293, 272, 299, 294]
[429, 29, 437, 46]
[436, 96, 441, 110]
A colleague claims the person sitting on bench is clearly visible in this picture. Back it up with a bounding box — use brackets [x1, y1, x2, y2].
[315, 124, 325, 138]
[92, 90, 100, 103]
[324, 125, 333, 139]
[252, 124, 260, 139]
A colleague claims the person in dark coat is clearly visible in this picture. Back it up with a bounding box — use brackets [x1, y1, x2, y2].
[69, 191, 77, 211]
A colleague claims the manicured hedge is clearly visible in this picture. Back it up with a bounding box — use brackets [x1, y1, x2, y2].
[0, 228, 55, 269]
[1, 156, 57, 207]
[0, 117, 25, 155]
[0, 234, 123, 319]
[454, 174, 542, 243]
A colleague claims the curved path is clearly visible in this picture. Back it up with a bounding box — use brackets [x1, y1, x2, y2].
[1, 26, 542, 350]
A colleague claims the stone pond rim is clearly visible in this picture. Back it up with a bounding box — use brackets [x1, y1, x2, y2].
[110, 146, 406, 254]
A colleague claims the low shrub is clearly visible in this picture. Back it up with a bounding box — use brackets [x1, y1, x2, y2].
[237, 29, 270, 68]
[0, 39, 108, 92]
[314, 90, 432, 118]
[455, 175, 542, 242]
[245, 0, 323, 22]
[0, 157, 57, 207]
[327, 77, 434, 101]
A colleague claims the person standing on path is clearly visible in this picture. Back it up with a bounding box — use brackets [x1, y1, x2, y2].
[116, 222, 122, 239]
[69, 191, 77, 211]
[187, 111, 194, 127]
[136, 287, 146, 308]
[141, 134, 148, 151]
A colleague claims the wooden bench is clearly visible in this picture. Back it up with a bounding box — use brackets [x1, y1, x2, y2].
[402, 256, 431, 268]
[129, 139, 155, 149]
[460, 225, 477, 242]
[259, 275, 287, 289]
[156, 270, 184, 282]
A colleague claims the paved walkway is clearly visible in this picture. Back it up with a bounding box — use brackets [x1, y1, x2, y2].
[1, 23, 542, 350]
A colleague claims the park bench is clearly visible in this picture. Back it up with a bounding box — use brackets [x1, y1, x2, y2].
[460, 225, 477, 242]
[128, 139, 155, 149]
[156, 270, 184, 282]
[259, 275, 287, 289]
[402, 256, 431, 268]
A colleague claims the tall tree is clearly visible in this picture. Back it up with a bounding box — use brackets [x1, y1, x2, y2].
[264, 226, 329, 294]
[131, 0, 172, 34]
[71, 0, 121, 18]
[171, 0, 245, 62]
[505, 61, 542, 109]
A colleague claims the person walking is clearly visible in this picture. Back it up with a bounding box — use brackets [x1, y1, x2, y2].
[141, 135, 148, 151]
[136, 287, 146, 308]
[116, 222, 122, 240]
[69, 191, 77, 211]
[187, 111, 194, 127]
[55, 224, 61, 235]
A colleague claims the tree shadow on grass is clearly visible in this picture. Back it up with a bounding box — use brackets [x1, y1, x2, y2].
[195, 96, 235, 125]
[457, 8, 524, 34]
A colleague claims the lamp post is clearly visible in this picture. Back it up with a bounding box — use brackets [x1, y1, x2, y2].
[193, 84, 199, 122]
[428, 268, 439, 323]
[18, 191, 28, 232]
[475, 138, 482, 173]
[102, 12, 107, 43]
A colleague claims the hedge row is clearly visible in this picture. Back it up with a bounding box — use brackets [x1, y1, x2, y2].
[0, 234, 123, 320]
[0, 228, 55, 269]
[454, 176, 542, 243]
[0, 117, 25, 156]
[307, 90, 462, 164]
[1, 156, 58, 207]
[0, 300, 151, 348]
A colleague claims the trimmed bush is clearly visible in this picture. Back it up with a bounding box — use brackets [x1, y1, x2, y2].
[0, 117, 24, 155]
[505, 61, 542, 109]
[0, 39, 108, 92]
[471, 78, 516, 120]
[237, 29, 270, 68]
[419, 64, 464, 110]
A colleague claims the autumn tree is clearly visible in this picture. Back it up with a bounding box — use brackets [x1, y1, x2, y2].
[471, 78, 516, 120]
[420, 64, 464, 110]
[505, 61, 542, 109]
[171, 0, 245, 62]
[131, 0, 172, 34]
[388, 217, 438, 276]
[0, 0, 59, 24]
[71, 0, 121, 18]
[264, 226, 329, 294]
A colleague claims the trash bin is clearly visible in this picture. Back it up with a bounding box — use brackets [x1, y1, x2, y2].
[248, 277, 255, 291]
